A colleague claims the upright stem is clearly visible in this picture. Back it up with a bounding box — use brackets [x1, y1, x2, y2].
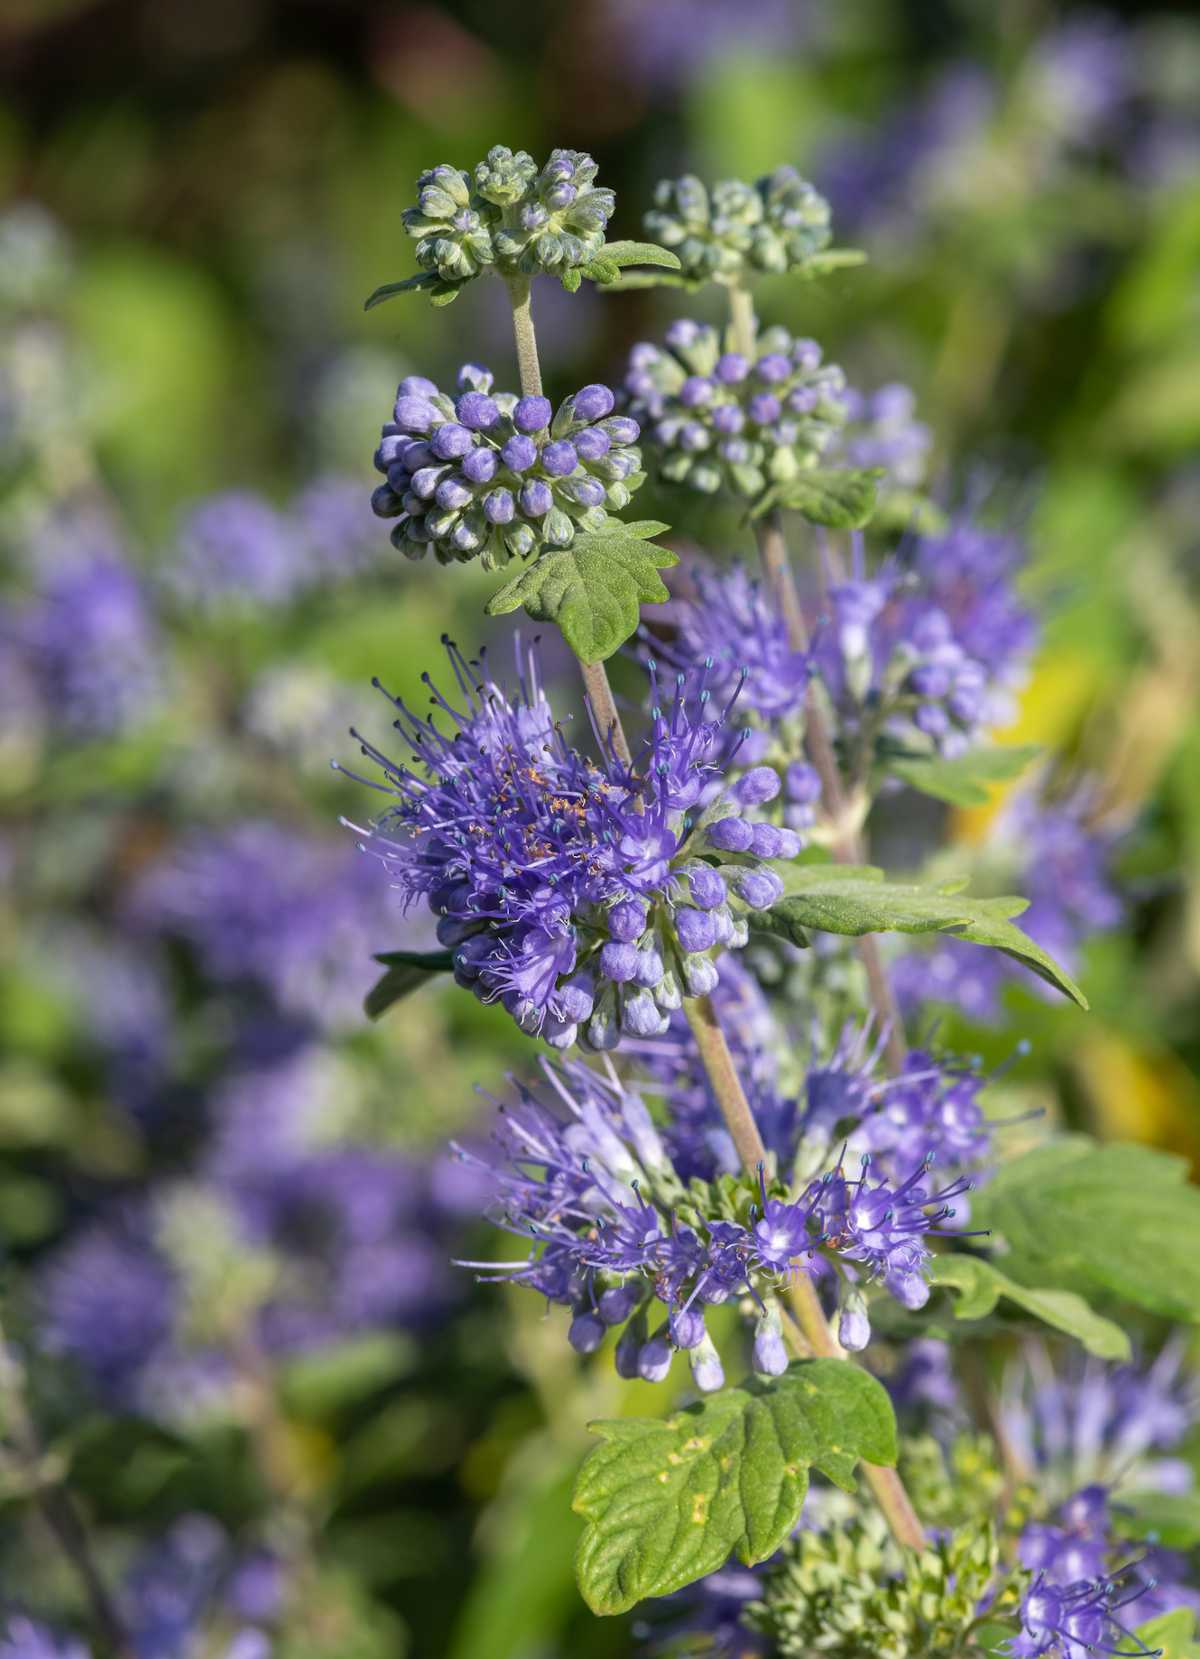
[508, 268, 923, 1551]
[683, 1000, 924, 1550]
[726, 282, 758, 360]
[754, 510, 907, 1072]
[505, 274, 632, 768]
[0, 1330, 136, 1659]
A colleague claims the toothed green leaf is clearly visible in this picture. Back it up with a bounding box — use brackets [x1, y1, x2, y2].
[485, 527, 678, 663]
[572, 1361, 896, 1616]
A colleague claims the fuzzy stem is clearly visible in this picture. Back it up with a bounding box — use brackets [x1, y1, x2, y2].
[753, 511, 907, 1072]
[505, 274, 633, 769]
[505, 273, 544, 398]
[0, 1329, 136, 1659]
[726, 282, 758, 360]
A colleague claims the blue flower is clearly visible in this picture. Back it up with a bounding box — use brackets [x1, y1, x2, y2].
[654, 562, 812, 724]
[346, 638, 793, 1049]
[169, 491, 301, 611]
[461, 1052, 979, 1385]
[1007, 1563, 1163, 1659]
[17, 545, 163, 739]
[813, 518, 1035, 754]
[130, 822, 409, 1032]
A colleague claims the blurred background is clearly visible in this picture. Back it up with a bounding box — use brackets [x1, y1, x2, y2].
[1, 2, 1198, 1655]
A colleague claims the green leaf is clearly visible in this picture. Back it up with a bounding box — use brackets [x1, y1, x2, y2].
[559, 267, 582, 293]
[430, 284, 460, 307]
[804, 249, 868, 276]
[579, 257, 620, 285]
[572, 1360, 896, 1616]
[752, 467, 882, 528]
[750, 863, 1087, 1007]
[929, 1256, 1131, 1360]
[1115, 1491, 1200, 1551]
[364, 949, 454, 1020]
[485, 530, 678, 664]
[363, 273, 439, 309]
[1135, 1609, 1200, 1659]
[968, 1138, 1200, 1322]
[596, 240, 683, 271]
[888, 745, 1042, 807]
[594, 269, 691, 293]
[615, 519, 672, 539]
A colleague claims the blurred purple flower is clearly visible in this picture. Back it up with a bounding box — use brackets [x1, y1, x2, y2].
[291, 472, 379, 582]
[169, 492, 300, 611]
[18, 550, 162, 739]
[130, 822, 420, 1031]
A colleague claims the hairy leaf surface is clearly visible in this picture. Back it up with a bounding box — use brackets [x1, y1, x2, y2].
[572, 1361, 896, 1615]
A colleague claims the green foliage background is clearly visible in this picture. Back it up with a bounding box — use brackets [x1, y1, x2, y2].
[2, 2, 1198, 1654]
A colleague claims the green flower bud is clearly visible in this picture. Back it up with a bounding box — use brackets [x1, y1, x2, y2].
[474, 145, 537, 206]
[645, 165, 833, 285]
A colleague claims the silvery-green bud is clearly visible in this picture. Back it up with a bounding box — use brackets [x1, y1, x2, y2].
[474, 145, 538, 207]
[645, 166, 832, 286]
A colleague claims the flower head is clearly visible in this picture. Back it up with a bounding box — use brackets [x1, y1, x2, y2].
[1007, 1563, 1163, 1659]
[401, 147, 614, 291]
[170, 491, 300, 611]
[347, 638, 797, 1049]
[130, 823, 406, 1032]
[18, 546, 162, 738]
[624, 322, 847, 503]
[658, 563, 812, 724]
[463, 1048, 978, 1385]
[371, 365, 642, 568]
[834, 382, 932, 492]
[813, 520, 1034, 754]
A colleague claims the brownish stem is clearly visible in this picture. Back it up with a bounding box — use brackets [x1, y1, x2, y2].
[684, 995, 775, 1169]
[754, 511, 907, 1072]
[684, 1000, 925, 1550]
[0, 1334, 136, 1659]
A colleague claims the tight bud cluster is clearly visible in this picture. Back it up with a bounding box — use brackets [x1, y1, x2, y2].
[623, 321, 848, 501]
[402, 147, 614, 289]
[644, 166, 832, 283]
[370, 365, 642, 568]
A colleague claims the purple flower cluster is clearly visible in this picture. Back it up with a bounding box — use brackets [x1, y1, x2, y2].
[347, 639, 799, 1050]
[658, 563, 812, 725]
[9, 546, 163, 739]
[169, 491, 297, 610]
[461, 1054, 973, 1388]
[1000, 1342, 1196, 1501]
[129, 822, 413, 1032]
[169, 475, 378, 611]
[834, 383, 932, 493]
[40, 1048, 462, 1418]
[623, 321, 848, 501]
[894, 784, 1123, 1022]
[1008, 1558, 1162, 1659]
[639, 999, 996, 1200]
[370, 364, 642, 567]
[813, 520, 1034, 754]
